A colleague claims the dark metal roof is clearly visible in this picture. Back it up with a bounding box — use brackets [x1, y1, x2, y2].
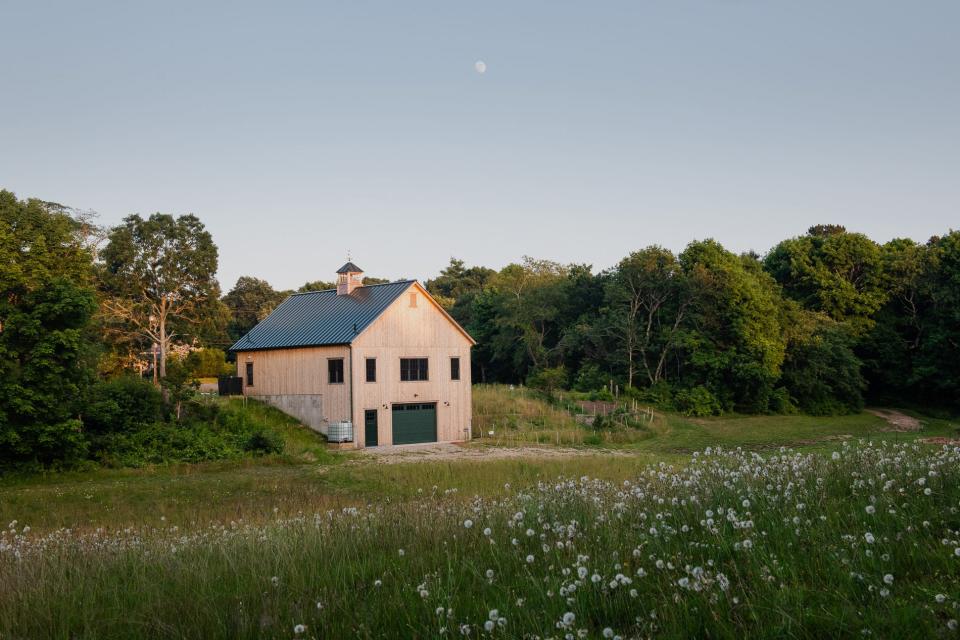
[336, 261, 363, 274]
[231, 280, 414, 352]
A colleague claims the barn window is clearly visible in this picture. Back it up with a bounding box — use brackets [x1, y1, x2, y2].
[328, 358, 344, 384]
[450, 357, 460, 381]
[245, 362, 254, 386]
[409, 293, 418, 308]
[400, 358, 428, 381]
[366, 357, 376, 383]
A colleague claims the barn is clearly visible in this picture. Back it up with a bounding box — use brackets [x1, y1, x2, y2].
[230, 262, 475, 448]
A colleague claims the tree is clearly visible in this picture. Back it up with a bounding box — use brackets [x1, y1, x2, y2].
[764, 226, 887, 334]
[486, 258, 570, 374]
[910, 231, 960, 408]
[601, 247, 692, 388]
[224, 276, 287, 341]
[426, 258, 495, 300]
[779, 303, 865, 414]
[0, 191, 97, 466]
[298, 280, 335, 292]
[99, 214, 219, 379]
[679, 240, 786, 412]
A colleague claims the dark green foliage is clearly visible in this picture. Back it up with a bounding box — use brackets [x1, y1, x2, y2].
[909, 231, 960, 408]
[99, 213, 220, 378]
[673, 386, 722, 417]
[764, 226, 888, 334]
[767, 387, 797, 414]
[526, 366, 568, 395]
[677, 241, 786, 413]
[572, 363, 609, 392]
[780, 322, 865, 415]
[88, 399, 286, 467]
[244, 428, 285, 455]
[297, 280, 336, 292]
[0, 191, 97, 468]
[224, 276, 288, 342]
[84, 377, 164, 434]
[858, 232, 960, 410]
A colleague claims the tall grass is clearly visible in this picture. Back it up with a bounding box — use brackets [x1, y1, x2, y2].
[472, 384, 654, 446]
[2, 441, 959, 638]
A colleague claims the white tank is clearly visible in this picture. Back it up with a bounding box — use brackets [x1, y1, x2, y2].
[328, 420, 354, 443]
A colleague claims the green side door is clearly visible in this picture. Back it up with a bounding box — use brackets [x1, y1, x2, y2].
[364, 409, 378, 447]
[391, 403, 437, 445]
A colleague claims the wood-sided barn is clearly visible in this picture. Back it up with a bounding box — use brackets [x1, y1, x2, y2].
[230, 263, 475, 448]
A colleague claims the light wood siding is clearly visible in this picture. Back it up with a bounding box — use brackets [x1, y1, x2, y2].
[235, 282, 472, 447]
[351, 283, 472, 447]
[237, 345, 352, 426]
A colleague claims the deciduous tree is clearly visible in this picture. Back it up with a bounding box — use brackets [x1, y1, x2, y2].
[99, 214, 219, 379]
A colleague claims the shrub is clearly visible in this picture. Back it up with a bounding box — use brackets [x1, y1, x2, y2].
[588, 388, 614, 402]
[673, 385, 722, 417]
[572, 364, 609, 392]
[244, 428, 285, 455]
[83, 377, 164, 434]
[625, 381, 674, 408]
[582, 433, 603, 445]
[768, 387, 798, 414]
[526, 366, 568, 395]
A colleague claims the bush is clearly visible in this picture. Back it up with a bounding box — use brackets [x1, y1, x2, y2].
[83, 377, 164, 434]
[673, 386, 722, 417]
[588, 388, 615, 402]
[526, 366, 568, 395]
[582, 433, 603, 446]
[768, 387, 798, 414]
[244, 428, 285, 455]
[625, 381, 674, 408]
[572, 364, 609, 392]
[84, 392, 287, 467]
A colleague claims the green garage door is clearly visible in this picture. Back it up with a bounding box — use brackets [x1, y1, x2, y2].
[392, 403, 437, 445]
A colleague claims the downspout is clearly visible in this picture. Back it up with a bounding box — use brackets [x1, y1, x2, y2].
[349, 323, 358, 436]
[348, 343, 354, 429]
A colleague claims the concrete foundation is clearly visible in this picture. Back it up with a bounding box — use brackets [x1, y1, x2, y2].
[253, 394, 327, 434]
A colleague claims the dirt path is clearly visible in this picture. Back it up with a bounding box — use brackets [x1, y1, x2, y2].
[866, 408, 922, 432]
[360, 442, 641, 464]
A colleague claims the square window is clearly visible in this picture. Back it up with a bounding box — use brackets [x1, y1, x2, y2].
[400, 358, 428, 381]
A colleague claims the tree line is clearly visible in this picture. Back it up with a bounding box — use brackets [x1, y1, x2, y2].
[423, 225, 960, 416]
[2, 188, 958, 466]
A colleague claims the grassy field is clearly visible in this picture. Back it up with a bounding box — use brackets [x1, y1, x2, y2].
[2, 389, 959, 638]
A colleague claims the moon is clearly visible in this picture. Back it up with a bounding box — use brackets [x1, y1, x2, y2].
[474, 60, 487, 74]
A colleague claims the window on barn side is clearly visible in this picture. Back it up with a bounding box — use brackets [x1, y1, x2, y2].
[328, 358, 344, 384]
[400, 358, 428, 381]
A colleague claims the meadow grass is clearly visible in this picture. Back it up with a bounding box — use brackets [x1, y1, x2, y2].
[2, 392, 959, 637]
[2, 441, 959, 638]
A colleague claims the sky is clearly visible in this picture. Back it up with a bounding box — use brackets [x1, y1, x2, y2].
[1, 1, 958, 291]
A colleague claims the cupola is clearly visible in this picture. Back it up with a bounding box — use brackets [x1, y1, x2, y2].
[336, 261, 364, 295]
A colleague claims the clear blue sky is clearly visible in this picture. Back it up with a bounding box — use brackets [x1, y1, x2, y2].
[2, 1, 958, 290]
